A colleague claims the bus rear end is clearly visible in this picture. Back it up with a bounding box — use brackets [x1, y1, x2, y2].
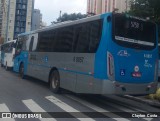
[103, 13, 158, 95]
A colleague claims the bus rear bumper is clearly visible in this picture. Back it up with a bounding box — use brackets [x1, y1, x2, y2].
[101, 80, 158, 95]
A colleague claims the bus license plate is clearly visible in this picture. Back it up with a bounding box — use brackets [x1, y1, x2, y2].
[132, 72, 141, 78]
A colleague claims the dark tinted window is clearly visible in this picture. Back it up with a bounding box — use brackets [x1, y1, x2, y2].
[89, 20, 102, 52]
[3, 42, 15, 53]
[16, 41, 23, 53]
[38, 27, 74, 52]
[54, 27, 73, 52]
[37, 19, 103, 53]
[75, 23, 90, 53]
[73, 19, 102, 53]
[37, 31, 53, 52]
[113, 13, 156, 50]
[18, 35, 28, 51]
[29, 36, 34, 51]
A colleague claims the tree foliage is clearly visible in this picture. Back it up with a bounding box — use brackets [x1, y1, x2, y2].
[53, 13, 87, 24]
[129, 0, 160, 41]
[129, 0, 160, 24]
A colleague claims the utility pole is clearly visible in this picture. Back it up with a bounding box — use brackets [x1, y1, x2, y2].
[59, 10, 62, 21]
[126, 0, 128, 12]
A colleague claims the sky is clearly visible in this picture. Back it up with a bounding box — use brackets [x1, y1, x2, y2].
[35, 0, 87, 26]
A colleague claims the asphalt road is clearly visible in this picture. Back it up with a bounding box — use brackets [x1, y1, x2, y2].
[0, 67, 159, 121]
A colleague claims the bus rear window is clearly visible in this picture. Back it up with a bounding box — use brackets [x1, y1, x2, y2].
[113, 14, 156, 50]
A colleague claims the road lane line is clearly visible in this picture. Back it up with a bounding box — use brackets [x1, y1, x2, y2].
[0, 104, 11, 112]
[22, 99, 56, 121]
[65, 94, 130, 121]
[46, 95, 95, 121]
[0, 103, 15, 121]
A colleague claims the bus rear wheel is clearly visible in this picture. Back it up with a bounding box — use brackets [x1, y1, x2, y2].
[50, 70, 61, 93]
[20, 64, 25, 79]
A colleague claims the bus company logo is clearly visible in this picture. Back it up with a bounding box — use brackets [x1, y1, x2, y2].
[144, 54, 152, 59]
[2, 113, 11, 118]
[117, 50, 130, 57]
[134, 66, 139, 72]
[144, 60, 152, 68]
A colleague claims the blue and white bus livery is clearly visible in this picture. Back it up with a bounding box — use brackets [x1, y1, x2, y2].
[13, 13, 158, 95]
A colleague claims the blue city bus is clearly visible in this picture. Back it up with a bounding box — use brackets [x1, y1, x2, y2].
[13, 13, 158, 95]
[1, 40, 17, 70]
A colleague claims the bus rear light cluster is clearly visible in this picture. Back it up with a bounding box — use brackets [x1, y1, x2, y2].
[107, 51, 115, 80]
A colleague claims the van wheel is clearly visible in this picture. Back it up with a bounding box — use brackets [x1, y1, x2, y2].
[50, 70, 61, 93]
[20, 63, 25, 79]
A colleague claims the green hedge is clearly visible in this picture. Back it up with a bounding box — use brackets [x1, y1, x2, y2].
[146, 88, 160, 101]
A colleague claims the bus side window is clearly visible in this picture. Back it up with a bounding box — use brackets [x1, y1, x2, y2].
[16, 41, 23, 55]
[37, 31, 52, 52]
[73, 26, 82, 52]
[89, 20, 102, 53]
[29, 36, 34, 52]
[54, 27, 73, 52]
[75, 23, 90, 53]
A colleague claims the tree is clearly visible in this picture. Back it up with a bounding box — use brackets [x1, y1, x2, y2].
[129, 0, 160, 23]
[52, 13, 87, 24]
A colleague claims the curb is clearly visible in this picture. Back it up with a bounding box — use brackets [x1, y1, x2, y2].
[124, 95, 160, 108]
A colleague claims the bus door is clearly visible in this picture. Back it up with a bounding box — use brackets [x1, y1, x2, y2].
[14, 40, 24, 72]
[28, 34, 39, 78]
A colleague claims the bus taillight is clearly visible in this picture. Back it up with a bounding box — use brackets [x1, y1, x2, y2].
[107, 52, 115, 79]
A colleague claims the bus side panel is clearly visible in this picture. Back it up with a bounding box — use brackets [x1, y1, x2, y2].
[4, 53, 13, 67]
[57, 53, 77, 91]
[4, 49, 15, 68]
[27, 52, 50, 82]
[73, 54, 95, 93]
[28, 53, 77, 91]
[94, 16, 110, 80]
[26, 52, 96, 93]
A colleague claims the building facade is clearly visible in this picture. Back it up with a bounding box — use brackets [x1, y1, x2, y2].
[1, 0, 9, 42]
[1, 0, 34, 42]
[0, 0, 3, 37]
[87, 0, 130, 15]
[31, 9, 42, 30]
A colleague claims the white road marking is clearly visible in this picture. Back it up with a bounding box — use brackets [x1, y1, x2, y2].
[0, 104, 10, 112]
[22, 99, 56, 121]
[46, 95, 95, 121]
[0, 103, 15, 121]
[65, 95, 130, 121]
[98, 98, 153, 121]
